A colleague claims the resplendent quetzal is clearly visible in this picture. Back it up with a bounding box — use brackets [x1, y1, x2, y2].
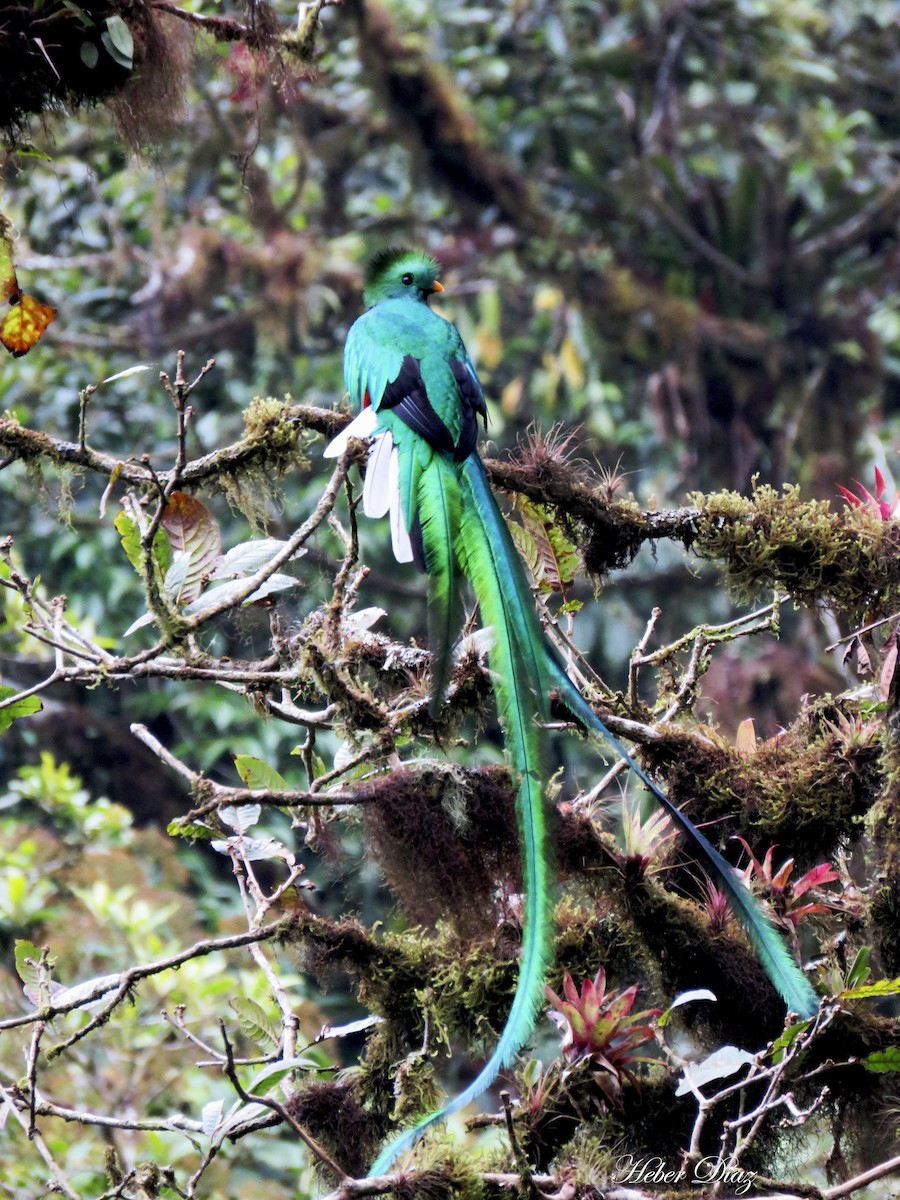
[325, 248, 818, 1175]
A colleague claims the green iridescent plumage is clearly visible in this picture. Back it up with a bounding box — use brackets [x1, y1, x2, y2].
[326, 248, 819, 1177]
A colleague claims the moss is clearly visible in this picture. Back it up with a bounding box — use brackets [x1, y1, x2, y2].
[362, 765, 520, 935]
[381, 1159, 487, 1200]
[243, 396, 295, 440]
[551, 898, 647, 995]
[515, 1058, 694, 1177]
[486, 451, 648, 580]
[691, 483, 900, 617]
[0, 0, 191, 147]
[867, 751, 900, 973]
[642, 697, 882, 864]
[285, 1079, 379, 1178]
[622, 877, 789, 1043]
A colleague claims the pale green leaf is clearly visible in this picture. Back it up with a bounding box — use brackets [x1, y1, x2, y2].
[233, 756, 289, 790]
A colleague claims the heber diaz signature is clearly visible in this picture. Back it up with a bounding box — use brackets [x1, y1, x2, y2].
[615, 1154, 759, 1195]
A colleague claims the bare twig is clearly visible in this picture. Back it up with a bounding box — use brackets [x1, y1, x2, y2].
[0, 1084, 83, 1200]
[823, 1152, 900, 1199]
[219, 1023, 348, 1183]
[0, 920, 297, 1036]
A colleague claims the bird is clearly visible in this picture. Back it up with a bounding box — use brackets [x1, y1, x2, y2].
[324, 247, 819, 1176]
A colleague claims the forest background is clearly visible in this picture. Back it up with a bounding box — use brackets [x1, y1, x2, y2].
[1, 0, 900, 1197]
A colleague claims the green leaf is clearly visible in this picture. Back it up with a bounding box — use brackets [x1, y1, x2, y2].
[201, 1098, 224, 1137]
[61, 0, 94, 23]
[769, 1017, 811, 1062]
[675, 1045, 755, 1095]
[52, 972, 119, 1007]
[181, 573, 300, 618]
[245, 1056, 318, 1096]
[846, 946, 871, 991]
[122, 611, 156, 637]
[863, 1047, 900, 1074]
[11, 145, 53, 161]
[839, 977, 900, 1000]
[115, 512, 172, 576]
[101, 15, 133, 69]
[0, 686, 42, 734]
[163, 552, 190, 599]
[215, 1100, 268, 1142]
[154, 534, 175, 577]
[233, 755, 289, 790]
[211, 835, 294, 863]
[658, 988, 717, 1028]
[98, 364, 151, 386]
[509, 496, 579, 593]
[14, 940, 43, 988]
[115, 512, 142, 571]
[167, 819, 215, 840]
[229, 997, 280, 1048]
[80, 41, 99, 69]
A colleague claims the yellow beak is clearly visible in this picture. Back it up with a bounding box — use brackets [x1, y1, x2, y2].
[431, 280, 445, 293]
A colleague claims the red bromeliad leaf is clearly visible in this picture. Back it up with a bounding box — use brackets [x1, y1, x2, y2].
[784, 902, 831, 927]
[769, 854, 795, 892]
[160, 492, 222, 605]
[739, 837, 840, 926]
[564, 972, 583, 1007]
[546, 968, 660, 1068]
[603, 984, 639, 1025]
[735, 835, 764, 882]
[856, 638, 871, 675]
[836, 484, 863, 508]
[792, 862, 840, 898]
[837, 470, 899, 520]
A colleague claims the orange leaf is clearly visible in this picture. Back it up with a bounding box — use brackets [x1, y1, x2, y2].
[0, 218, 56, 356]
[0, 289, 57, 356]
[734, 717, 757, 756]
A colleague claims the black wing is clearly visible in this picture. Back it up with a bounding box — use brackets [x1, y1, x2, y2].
[382, 353, 487, 461]
[381, 355, 456, 454]
[449, 358, 488, 462]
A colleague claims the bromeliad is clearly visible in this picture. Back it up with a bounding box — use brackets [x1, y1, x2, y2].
[324, 248, 819, 1175]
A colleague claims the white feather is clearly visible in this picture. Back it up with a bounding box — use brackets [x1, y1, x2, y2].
[322, 406, 378, 458]
[363, 431, 394, 518]
[388, 446, 414, 563]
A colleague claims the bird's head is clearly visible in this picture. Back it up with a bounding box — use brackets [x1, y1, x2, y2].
[363, 247, 445, 306]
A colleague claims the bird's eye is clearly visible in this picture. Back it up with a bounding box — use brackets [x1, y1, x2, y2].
[401, 273, 414, 286]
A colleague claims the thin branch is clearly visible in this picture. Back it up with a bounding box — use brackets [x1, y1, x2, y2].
[177, 451, 351, 633]
[0, 919, 297, 1035]
[0, 402, 344, 491]
[219, 1024, 348, 1183]
[129, 723, 368, 822]
[645, 185, 753, 286]
[796, 178, 900, 263]
[823, 1152, 900, 1199]
[0, 1084, 83, 1200]
[28, 1096, 202, 1135]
